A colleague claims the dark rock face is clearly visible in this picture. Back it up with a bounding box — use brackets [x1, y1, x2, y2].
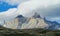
[16, 15, 24, 18]
[16, 15, 26, 23]
[33, 12, 41, 18]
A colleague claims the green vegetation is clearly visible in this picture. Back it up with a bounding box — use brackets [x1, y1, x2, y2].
[0, 27, 60, 36]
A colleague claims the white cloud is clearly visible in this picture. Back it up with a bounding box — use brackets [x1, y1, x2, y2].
[17, 0, 60, 18]
[0, 8, 19, 25]
[48, 17, 60, 21]
[0, 8, 19, 21]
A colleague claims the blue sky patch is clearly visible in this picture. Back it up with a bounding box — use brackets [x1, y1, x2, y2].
[0, 1, 17, 12]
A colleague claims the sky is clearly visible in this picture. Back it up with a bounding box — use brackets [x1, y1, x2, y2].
[0, 0, 28, 12]
[0, 1, 17, 12]
[0, 0, 60, 24]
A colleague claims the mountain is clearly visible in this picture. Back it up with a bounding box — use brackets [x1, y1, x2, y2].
[19, 13, 48, 29]
[3, 13, 60, 30]
[3, 12, 48, 29]
[16, 13, 60, 30]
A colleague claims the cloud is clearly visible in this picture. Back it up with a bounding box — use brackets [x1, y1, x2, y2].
[0, 8, 19, 21]
[50, 17, 60, 21]
[17, 0, 60, 18]
[0, 0, 60, 22]
[47, 17, 60, 23]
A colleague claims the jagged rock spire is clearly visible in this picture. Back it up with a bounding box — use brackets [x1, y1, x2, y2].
[33, 12, 41, 18]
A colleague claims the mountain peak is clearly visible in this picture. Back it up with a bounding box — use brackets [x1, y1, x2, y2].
[16, 15, 27, 23]
[33, 12, 41, 18]
[16, 15, 24, 18]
